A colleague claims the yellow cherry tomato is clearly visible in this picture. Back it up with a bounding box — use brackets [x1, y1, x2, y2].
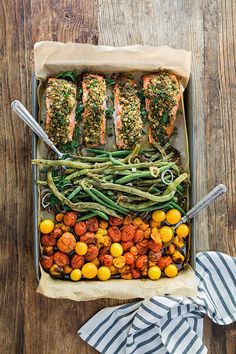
[110, 243, 123, 257]
[97, 266, 111, 281]
[40, 219, 54, 234]
[70, 269, 82, 281]
[166, 209, 182, 225]
[160, 226, 174, 243]
[176, 224, 189, 238]
[96, 228, 106, 236]
[113, 256, 125, 268]
[148, 266, 161, 280]
[82, 263, 98, 279]
[152, 210, 166, 223]
[164, 264, 178, 278]
[75, 241, 88, 256]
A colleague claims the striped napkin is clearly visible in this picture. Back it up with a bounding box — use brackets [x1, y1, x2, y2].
[78, 252, 236, 354]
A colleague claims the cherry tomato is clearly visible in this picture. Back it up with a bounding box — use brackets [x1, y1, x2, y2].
[97, 266, 111, 281]
[40, 219, 54, 234]
[50, 228, 62, 239]
[86, 217, 99, 232]
[121, 225, 136, 242]
[152, 210, 166, 223]
[70, 269, 82, 281]
[57, 232, 76, 253]
[123, 215, 133, 225]
[160, 226, 174, 243]
[110, 243, 123, 257]
[176, 224, 189, 238]
[130, 266, 141, 279]
[108, 226, 121, 242]
[80, 232, 95, 244]
[40, 255, 53, 269]
[148, 239, 162, 252]
[53, 251, 69, 266]
[134, 229, 144, 243]
[63, 211, 77, 227]
[166, 209, 181, 225]
[74, 221, 87, 236]
[121, 241, 134, 251]
[148, 266, 161, 280]
[136, 240, 148, 255]
[124, 252, 135, 265]
[113, 256, 126, 268]
[99, 254, 113, 267]
[99, 220, 108, 229]
[136, 255, 148, 270]
[75, 241, 88, 256]
[157, 256, 173, 270]
[71, 254, 85, 269]
[41, 235, 56, 247]
[130, 246, 138, 256]
[109, 216, 123, 226]
[148, 250, 162, 262]
[82, 263, 98, 279]
[85, 244, 99, 261]
[55, 213, 64, 222]
[164, 264, 178, 278]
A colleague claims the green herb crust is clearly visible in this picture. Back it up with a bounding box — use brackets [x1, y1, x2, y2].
[82, 74, 106, 147]
[115, 74, 142, 148]
[143, 72, 180, 143]
[46, 78, 77, 146]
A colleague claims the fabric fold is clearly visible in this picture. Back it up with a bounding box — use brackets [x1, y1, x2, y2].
[78, 252, 236, 354]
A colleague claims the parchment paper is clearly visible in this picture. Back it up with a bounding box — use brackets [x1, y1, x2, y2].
[34, 41, 197, 301]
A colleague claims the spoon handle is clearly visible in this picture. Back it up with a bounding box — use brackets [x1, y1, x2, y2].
[176, 184, 227, 227]
[11, 100, 63, 159]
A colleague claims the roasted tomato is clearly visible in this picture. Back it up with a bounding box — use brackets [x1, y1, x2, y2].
[132, 217, 143, 229]
[74, 221, 87, 236]
[121, 224, 136, 242]
[157, 255, 173, 270]
[57, 232, 76, 253]
[136, 239, 148, 255]
[120, 265, 132, 280]
[109, 216, 123, 226]
[80, 232, 95, 244]
[63, 211, 77, 227]
[139, 222, 149, 231]
[148, 250, 162, 262]
[130, 266, 141, 279]
[135, 255, 148, 270]
[123, 215, 133, 225]
[99, 254, 113, 267]
[53, 251, 69, 267]
[71, 254, 85, 269]
[102, 236, 112, 247]
[124, 252, 135, 265]
[41, 235, 56, 247]
[55, 213, 64, 222]
[148, 239, 163, 253]
[42, 246, 54, 256]
[113, 256, 126, 268]
[86, 217, 99, 232]
[108, 226, 121, 242]
[134, 229, 145, 243]
[165, 244, 175, 255]
[63, 265, 73, 274]
[144, 228, 151, 239]
[99, 220, 108, 229]
[99, 246, 110, 255]
[121, 241, 134, 252]
[40, 255, 53, 269]
[50, 228, 63, 239]
[130, 246, 138, 256]
[85, 244, 99, 261]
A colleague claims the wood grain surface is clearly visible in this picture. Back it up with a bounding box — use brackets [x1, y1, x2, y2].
[0, 0, 235, 353]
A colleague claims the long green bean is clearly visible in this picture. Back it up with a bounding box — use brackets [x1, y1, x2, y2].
[163, 173, 188, 195]
[90, 179, 176, 202]
[117, 192, 175, 210]
[47, 169, 121, 217]
[170, 201, 186, 215]
[91, 188, 129, 213]
[80, 181, 127, 215]
[78, 211, 109, 221]
[67, 186, 82, 200]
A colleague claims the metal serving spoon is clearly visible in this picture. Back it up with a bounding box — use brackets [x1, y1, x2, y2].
[163, 183, 227, 247]
[11, 100, 64, 159]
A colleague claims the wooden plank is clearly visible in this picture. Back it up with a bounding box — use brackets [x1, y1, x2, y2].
[0, 0, 235, 353]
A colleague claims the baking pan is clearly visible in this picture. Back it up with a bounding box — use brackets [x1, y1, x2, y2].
[31, 74, 196, 282]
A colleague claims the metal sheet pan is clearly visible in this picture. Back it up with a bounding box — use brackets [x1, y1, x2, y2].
[31, 74, 196, 282]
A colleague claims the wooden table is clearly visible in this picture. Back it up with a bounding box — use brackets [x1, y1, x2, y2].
[0, 1, 235, 353]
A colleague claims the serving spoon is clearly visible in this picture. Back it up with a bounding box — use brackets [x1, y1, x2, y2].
[163, 183, 227, 247]
[11, 100, 64, 159]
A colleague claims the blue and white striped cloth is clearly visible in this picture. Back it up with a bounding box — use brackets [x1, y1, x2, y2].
[78, 252, 236, 354]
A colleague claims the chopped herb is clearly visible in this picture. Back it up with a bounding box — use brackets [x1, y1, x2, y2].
[105, 106, 114, 119]
[56, 71, 77, 83]
[106, 77, 115, 87]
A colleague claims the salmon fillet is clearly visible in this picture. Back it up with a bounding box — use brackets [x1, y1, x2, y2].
[46, 78, 77, 146]
[114, 74, 142, 149]
[82, 74, 106, 147]
[143, 72, 182, 144]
